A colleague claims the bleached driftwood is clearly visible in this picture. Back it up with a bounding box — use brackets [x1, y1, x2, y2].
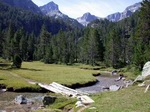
[144, 84, 150, 93]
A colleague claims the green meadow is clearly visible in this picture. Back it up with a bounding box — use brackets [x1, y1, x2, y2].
[0, 60, 150, 112]
[86, 86, 150, 112]
[0, 61, 98, 90]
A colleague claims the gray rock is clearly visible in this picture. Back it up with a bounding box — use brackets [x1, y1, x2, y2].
[111, 70, 117, 75]
[15, 95, 33, 105]
[43, 96, 56, 106]
[124, 80, 133, 87]
[142, 61, 150, 78]
[109, 85, 120, 91]
[15, 95, 27, 104]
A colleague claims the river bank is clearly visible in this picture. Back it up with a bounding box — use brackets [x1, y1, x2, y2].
[0, 74, 126, 111]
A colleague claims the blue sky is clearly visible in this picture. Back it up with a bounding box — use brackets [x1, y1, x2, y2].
[32, 0, 143, 18]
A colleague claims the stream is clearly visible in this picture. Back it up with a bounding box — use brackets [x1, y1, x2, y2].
[0, 75, 126, 111]
[76, 75, 125, 94]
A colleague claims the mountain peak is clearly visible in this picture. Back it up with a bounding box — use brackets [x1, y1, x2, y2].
[107, 2, 141, 22]
[77, 12, 99, 26]
[40, 1, 59, 15]
[83, 12, 91, 16]
[45, 1, 59, 11]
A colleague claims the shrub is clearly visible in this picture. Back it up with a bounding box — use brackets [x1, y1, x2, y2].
[12, 55, 22, 68]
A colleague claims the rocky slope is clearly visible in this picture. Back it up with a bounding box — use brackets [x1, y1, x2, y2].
[107, 2, 141, 22]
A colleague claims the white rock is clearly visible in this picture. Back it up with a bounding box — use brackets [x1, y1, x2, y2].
[142, 61, 150, 78]
[109, 85, 120, 91]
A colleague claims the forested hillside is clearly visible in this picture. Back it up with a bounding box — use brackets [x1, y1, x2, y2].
[0, 0, 149, 70]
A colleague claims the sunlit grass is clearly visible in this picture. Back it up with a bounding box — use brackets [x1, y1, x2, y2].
[11, 62, 97, 86]
[0, 70, 39, 90]
[85, 86, 150, 112]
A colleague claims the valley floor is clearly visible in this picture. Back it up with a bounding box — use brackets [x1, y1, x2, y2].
[0, 61, 150, 112]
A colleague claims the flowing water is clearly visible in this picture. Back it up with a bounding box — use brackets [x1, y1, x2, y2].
[76, 75, 125, 94]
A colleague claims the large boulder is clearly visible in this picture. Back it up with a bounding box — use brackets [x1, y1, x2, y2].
[142, 61, 150, 78]
[135, 61, 150, 82]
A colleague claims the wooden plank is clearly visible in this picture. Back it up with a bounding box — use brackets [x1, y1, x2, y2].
[38, 82, 94, 104]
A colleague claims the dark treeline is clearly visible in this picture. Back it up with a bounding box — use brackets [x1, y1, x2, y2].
[0, 0, 149, 70]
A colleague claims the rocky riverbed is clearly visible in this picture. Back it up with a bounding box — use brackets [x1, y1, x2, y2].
[0, 92, 45, 112]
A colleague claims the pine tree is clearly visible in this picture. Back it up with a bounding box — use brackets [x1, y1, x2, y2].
[105, 28, 122, 68]
[12, 54, 22, 68]
[0, 29, 3, 57]
[79, 28, 90, 64]
[133, 0, 150, 70]
[88, 29, 101, 65]
[38, 25, 51, 60]
[20, 33, 28, 61]
[27, 33, 35, 61]
[44, 43, 53, 64]
[4, 22, 15, 60]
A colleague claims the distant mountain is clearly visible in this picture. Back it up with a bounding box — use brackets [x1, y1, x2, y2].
[0, 2, 72, 36]
[107, 2, 141, 22]
[40, 1, 83, 28]
[0, 0, 41, 14]
[40, 1, 66, 19]
[77, 12, 99, 26]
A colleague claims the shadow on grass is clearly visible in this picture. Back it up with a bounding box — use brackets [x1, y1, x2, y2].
[0, 63, 11, 67]
[0, 63, 11, 70]
[20, 68, 43, 71]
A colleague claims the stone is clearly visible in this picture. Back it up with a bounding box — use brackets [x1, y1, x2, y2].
[15, 95, 33, 105]
[111, 70, 117, 75]
[42, 96, 56, 106]
[115, 74, 125, 81]
[124, 80, 133, 87]
[142, 61, 150, 78]
[109, 85, 120, 91]
[15, 95, 27, 104]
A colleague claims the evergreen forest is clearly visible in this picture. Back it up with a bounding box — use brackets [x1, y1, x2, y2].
[0, 0, 149, 70]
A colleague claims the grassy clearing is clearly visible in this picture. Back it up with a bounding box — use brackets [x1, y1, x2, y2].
[11, 62, 97, 86]
[0, 70, 39, 91]
[85, 86, 150, 112]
